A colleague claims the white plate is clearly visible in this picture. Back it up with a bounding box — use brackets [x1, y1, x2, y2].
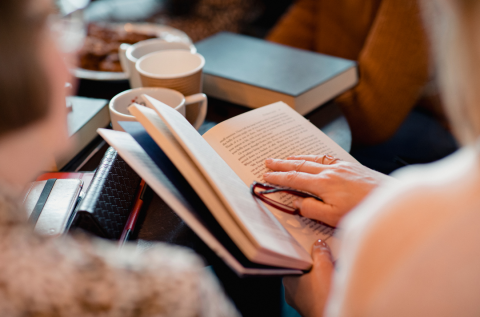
[73, 23, 194, 81]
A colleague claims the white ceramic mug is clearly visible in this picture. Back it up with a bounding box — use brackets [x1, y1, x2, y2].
[136, 50, 205, 93]
[118, 39, 196, 89]
[136, 50, 206, 125]
[109, 87, 207, 131]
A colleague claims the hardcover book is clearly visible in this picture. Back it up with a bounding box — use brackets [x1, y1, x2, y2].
[196, 32, 358, 115]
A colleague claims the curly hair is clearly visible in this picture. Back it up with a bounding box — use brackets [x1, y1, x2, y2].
[0, 0, 50, 137]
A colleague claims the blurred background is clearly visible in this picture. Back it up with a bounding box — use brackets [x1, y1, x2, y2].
[83, 0, 293, 41]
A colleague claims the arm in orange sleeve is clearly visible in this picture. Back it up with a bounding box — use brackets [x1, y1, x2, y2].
[335, 0, 431, 145]
[266, 0, 317, 50]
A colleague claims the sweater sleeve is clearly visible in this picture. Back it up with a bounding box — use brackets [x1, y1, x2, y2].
[0, 194, 238, 317]
[335, 0, 431, 145]
[266, 0, 317, 50]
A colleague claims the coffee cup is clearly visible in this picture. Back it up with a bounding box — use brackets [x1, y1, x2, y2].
[136, 49, 205, 95]
[118, 39, 196, 89]
[136, 50, 205, 124]
[109, 87, 207, 131]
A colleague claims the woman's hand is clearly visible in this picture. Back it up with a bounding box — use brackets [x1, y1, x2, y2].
[264, 155, 390, 226]
[284, 239, 333, 317]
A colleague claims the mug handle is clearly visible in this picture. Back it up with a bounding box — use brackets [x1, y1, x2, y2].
[184, 93, 208, 130]
[118, 43, 132, 76]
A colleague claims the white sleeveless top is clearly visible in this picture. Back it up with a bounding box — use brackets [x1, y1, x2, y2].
[326, 146, 480, 316]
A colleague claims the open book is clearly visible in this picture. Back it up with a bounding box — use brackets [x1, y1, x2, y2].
[98, 97, 358, 275]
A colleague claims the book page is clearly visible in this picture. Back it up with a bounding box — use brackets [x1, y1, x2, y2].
[98, 129, 302, 276]
[203, 102, 355, 255]
[127, 106, 259, 260]
[141, 95, 312, 269]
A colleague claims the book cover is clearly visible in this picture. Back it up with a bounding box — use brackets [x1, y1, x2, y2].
[196, 32, 358, 114]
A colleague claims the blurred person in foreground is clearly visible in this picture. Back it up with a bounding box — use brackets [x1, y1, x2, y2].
[0, 0, 238, 316]
[264, 0, 480, 315]
[268, 0, 458, 174]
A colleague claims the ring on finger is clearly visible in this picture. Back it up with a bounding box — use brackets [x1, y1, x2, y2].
[328, 157, 340, 165]
[313, 156, 324, 164]
[321, 155, 334, 164]
[323, 155, 340, 165]
[294, 160, 307, 172]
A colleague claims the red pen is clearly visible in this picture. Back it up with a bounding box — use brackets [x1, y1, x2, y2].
[119, 180, 147, 247]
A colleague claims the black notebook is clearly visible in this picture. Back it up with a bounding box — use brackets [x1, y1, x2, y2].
[71, 147, 141, 239]
[196, 32, 358, 115]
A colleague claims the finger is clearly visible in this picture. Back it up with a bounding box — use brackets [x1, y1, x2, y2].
[263, 170, 320, 194]
[295, 198, 338, 227]
[287, 155, 340, 165]
[311, 239, 334, 272]
[287, 155, 326, 163]
[265, 158, 326, 174]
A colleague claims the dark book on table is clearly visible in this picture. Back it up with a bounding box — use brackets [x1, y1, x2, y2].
[196, 32, 358, 115]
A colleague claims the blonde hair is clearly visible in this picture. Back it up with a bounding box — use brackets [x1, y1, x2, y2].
[422, 0, 480, 145]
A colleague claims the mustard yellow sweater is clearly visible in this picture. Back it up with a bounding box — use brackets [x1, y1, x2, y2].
[267, 0, 431, 145]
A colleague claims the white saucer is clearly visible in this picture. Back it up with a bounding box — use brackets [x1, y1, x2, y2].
[73, 23, 193, 81]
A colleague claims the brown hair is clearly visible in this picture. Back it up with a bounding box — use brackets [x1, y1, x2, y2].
[0, 0, 50, 137]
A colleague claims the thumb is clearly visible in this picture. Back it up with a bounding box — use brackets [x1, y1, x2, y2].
[312, 239, 334, 271]
[294, 198, 337, 227]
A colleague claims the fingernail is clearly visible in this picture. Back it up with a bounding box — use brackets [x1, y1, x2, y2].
[264, 172, 271, 178]
[265, 158, 273, 164]
[292, 198, 303, 210]
[313, 239, 330, 251]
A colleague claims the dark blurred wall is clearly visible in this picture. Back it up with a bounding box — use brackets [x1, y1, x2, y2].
[163, 0, 294, 38]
